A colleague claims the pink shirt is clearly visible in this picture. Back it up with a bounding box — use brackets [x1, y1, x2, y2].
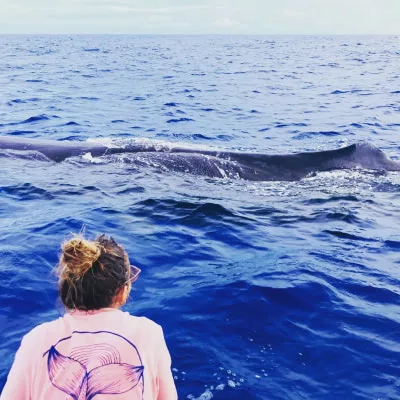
[1, 308, 177, 400]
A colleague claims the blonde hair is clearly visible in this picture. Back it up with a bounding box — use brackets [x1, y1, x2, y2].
[57, 234, 130, 310]
[59, 236, 103, 281]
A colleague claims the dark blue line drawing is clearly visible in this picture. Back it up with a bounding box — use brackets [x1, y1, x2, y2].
[43, 331, 145, 399]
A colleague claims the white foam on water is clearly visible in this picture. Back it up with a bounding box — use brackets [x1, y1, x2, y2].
[81, 152, 104, 164]
[185, 367, 246, 400]
[193, 389, 213, 400]
[215, 165, 228, 179]
[86, 137, 120, 148]
[86, 136, 237, 154]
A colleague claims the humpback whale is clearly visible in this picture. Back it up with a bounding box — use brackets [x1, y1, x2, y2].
[0, 136, 398, 181]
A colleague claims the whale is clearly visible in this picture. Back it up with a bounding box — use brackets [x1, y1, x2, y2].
[0, 136, 399, 181]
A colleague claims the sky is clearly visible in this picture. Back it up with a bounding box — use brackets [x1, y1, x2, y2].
[1, 0, 399, 34]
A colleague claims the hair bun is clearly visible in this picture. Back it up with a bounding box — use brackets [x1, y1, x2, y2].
[60, 236, 102, 279]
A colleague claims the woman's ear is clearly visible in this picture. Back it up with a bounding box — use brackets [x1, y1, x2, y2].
[122, 284, 131, 304]
[113, 285, 130, 308]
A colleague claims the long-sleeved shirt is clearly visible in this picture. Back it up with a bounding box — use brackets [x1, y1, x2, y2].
[1, 308, 177, 400]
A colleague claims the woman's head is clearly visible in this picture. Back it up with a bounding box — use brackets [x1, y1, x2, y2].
[57, 234, 139, 311]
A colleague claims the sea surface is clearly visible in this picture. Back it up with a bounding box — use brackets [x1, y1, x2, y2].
[0, 35, 399, 399]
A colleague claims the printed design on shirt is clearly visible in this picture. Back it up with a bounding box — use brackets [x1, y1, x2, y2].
[43, 330, 144, 400]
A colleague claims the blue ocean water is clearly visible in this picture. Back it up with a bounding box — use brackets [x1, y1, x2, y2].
[0, 35, 399, 399]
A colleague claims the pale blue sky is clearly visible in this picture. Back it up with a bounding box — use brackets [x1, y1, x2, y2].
[1, 0, 399, 34]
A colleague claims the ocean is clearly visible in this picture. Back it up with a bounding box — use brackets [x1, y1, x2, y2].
[0, 35, 399, 399]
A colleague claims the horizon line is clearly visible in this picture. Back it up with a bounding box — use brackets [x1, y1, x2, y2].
[0, 32, 399, 36]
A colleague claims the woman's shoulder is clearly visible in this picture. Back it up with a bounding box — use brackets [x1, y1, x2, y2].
[21, 311, 164, 346]
[120, 311, 164, 338]
[122, 311, 162, 330]
[27, 316, 63, 336]
[18, 316, 64, 351]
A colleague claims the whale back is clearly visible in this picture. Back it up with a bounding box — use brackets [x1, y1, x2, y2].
[0, 136, 109, 162]
[0, 136, 398, 180]
[209, 142, 400, 176]
[321, 142, 400, 171]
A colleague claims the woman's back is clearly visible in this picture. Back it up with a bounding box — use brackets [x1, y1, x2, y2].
[0, 234, 177, 400]
[2, 308, 175, 400]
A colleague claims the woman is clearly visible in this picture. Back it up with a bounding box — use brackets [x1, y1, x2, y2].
[1, 234, 177, 400]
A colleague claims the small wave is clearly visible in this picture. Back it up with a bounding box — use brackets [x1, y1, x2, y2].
[349, 123, 363, 128]
[364, 122, 383, 128]
[271, 210, 361, 226]
[320, 62, 340, 68]
[29, 217, 84, 234]
[274, 122, 308, 128]
[167, 118, 194, 123]
[257, 281, 336, 310]
[7, 98, 40, 105]
[59, 136, 85, 141]
[132, 199, 243, 223]
[217, 71, 249, 75]
[116, 187, 146, 195]
[331, 89, 368, 95]
[25, 79, 46, 83]
[22, 114, 51, 124]
[0, 183, 54, 200]
[304, 195, 360, 205]
[240, 205, 281, 216]
[83, 48, 100, 52]
[323, 230, 377, 242]
[294, 131, 341, 139]
[6, 130, 36, 136]
[179, 88, 201, 94]
[62, 121, 80, 126]
[340, 281, 400, 306]
[331, 90, 349, 94]
[52, 185, 102, 197]
[384, 240, 400, 249]
[217, 135, 232, 141]
[78, 96, 99, 101]
[315, 211, 361, 224]
[186, 203, 238, 219]
[156, 133, 214, 141]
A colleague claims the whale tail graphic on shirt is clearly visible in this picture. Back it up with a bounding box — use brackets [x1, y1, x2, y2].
[44, 331, 145, 400]
[47, 345, 144, 400]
